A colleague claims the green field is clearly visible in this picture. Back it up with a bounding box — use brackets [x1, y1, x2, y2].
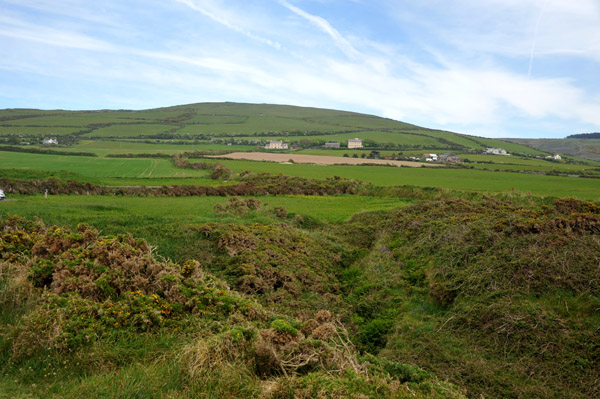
[0, 150, 212, 180]
[3, 148, 600, 199]
[203, 158, 600, 200]
[0, 194, 411, 261]
[0, 126, 81, 136]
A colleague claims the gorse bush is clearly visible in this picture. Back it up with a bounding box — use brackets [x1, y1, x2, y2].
[0, 214, 464, 399]
[342, 196, 600, 399]
[0, 216, 261, 358]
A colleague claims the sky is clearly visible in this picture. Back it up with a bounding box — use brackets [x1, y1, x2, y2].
[0, 0, 599, 138]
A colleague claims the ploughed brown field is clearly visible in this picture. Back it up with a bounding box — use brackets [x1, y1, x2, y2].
[211, 152, 437, 167]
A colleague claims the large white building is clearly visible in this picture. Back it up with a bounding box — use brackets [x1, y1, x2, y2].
[265, 140, 288, 150]
[348, 138, 363, 149]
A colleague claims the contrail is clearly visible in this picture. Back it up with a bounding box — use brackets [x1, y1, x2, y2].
[528, 0, 550, 77]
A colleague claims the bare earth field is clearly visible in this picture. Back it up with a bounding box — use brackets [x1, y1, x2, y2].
[211, 152, 436, 167]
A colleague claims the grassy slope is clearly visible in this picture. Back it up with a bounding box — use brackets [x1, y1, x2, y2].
[0, 102, 531, 153]
[507, 138, 600, 162]
[1, 192, 598, 398]
[0, 210, 465, 399]
[0, 195, 411, 262]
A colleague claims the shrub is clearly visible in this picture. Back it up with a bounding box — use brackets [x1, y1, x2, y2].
[270, 319, 298, 336]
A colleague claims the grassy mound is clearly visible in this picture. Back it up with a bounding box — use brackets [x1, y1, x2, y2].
[342, 197, 600, 398]
[0, 215, 464, 398]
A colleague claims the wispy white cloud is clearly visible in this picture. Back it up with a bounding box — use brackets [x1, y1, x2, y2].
[174, 0, 282, 49]
[0, 15, 114, 51]
[278, 0, 360, 59]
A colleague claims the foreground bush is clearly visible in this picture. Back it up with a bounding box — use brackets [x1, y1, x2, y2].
[0, 215, 464, 398]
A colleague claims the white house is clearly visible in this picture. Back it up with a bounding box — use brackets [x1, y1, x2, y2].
[546, 154, 562, 160]
[348, 138, 363, 149]
[43, 138, 58, 145]
[265, 140, 288, 150]
[484, 148, 508, 155]
[424, 153, 438, 161]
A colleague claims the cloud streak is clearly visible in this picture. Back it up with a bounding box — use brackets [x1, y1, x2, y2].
[278, 0, 360, 59]
[175, 0, 282, 49]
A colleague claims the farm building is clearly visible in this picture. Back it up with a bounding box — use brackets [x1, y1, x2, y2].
[348, 138, 363, 149]
[440, 153, 461, 163]
[43, 138, 58, 145]
[265, 140, 288, 150]
[324, 142, 340, 148]
[546, 154, 562, 160]
[484, 148, 508, 155]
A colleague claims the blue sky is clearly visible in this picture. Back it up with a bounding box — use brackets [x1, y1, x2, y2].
[0, 0, 599, 138]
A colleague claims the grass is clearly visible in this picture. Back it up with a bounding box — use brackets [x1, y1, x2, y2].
[83, 124, 181, 138]
[0, 211, 466, 398]
[203, 158, 600, 200]
[468, 136, 548, 155]
[4, 147, 600, 198]
[1, 178, 599, 398]
[0, 151, 211, 180]
[70, 140, 250, 156]
[0, 194, 411, 261]
[0, 126, 81, 136]
[1, 102, 541, 156]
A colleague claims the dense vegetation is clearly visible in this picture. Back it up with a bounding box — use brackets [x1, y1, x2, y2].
[1, 214, 465, 398]
[2, 190, 599, 398]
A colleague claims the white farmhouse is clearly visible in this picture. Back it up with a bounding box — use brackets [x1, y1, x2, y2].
[484, 148, 508, 155]
[43, 138, 58, 145]
[265, 140, 288, 150]
[348, 138, 363, 149]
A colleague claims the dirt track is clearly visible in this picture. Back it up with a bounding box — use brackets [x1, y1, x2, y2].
[210, 152, 435, 167]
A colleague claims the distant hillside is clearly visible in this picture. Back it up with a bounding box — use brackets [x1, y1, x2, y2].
[567, 132, 600, 139]
[507, 138, 600, 162]
[0, 102, 542, 154]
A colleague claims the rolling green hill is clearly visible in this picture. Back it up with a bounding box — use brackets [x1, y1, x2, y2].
[0, 102, 538, 154]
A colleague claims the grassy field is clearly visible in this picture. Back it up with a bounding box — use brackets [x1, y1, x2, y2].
[204, 158, 600, 200]
[0, 150, 211, 180]
[83, 124, 180, 138]
[2, 102, 599, 200]
[3, 148, 600, 199]
[0, 194, 411, 261]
